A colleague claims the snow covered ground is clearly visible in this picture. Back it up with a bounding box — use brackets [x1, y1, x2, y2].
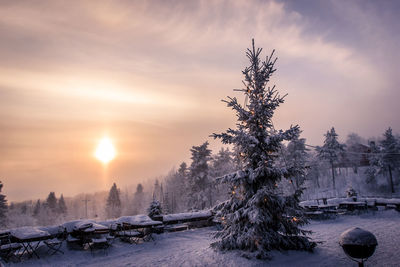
[9, 210, 400, 267]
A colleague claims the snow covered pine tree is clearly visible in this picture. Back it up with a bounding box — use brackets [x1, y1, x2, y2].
[187, 142, 212, 210]
[284, 134, 309, 189]
[316, 127, 345, 190]
[212, 40, 316, 259]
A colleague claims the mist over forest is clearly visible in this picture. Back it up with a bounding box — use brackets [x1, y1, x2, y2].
[2, 126, 399, 229]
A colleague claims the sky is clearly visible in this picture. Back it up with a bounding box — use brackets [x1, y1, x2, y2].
[1, 0, 399, 202]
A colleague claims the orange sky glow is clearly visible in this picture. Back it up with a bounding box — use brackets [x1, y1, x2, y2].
[1, 1, 399, 201]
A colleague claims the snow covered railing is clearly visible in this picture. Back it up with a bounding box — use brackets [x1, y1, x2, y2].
[300, 197, 400, 217]
[115, 215, 163, 228]
[301, 197, 400, 208]
[162, 210, 213, 225]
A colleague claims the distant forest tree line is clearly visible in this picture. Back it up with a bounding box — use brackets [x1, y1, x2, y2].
[1, 126, 400, 228]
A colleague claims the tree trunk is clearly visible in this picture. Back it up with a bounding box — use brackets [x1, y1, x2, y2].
[388, 165, 395, 193]
[209, 185, 213, 207]
[331, 162, 336, 190]
[290, 179, 296, 190]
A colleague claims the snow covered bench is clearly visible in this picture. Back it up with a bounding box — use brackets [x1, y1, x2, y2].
[303, 205, 319, 212]
[304, 211, 334, 220]
[164, 223, 189, 233]
[338, 201, 368, 213]
[162, 210, 213, 227]
[38, 225, 67, 255]
[374, 198, 400, 211]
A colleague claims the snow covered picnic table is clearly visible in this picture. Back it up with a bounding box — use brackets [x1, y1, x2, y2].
[10, 226, 52, 241]
[63, 220, 95, 233]
[111, 215, 163, 243]
[9, 226, 53, 259]
[62, 220, 111, 251]
[38, 225, 66, 237]
[78, 223, 109, 234]
[62, 220, 109, 234]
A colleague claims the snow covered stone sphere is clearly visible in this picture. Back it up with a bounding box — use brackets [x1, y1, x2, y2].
[339, 227, 377, 260]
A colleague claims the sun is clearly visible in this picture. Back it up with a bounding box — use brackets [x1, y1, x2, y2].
[95, 137, 116, 164]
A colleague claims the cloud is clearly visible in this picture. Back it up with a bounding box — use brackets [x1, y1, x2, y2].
[0, 0, 398, 200]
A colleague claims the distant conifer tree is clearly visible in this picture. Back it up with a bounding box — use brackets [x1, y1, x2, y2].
[284, 134, 309, 189]
[132, 183, 145, 215]
[0, 181, 8, 227]
[33, 199, 41, 217]
[317, 127, 345, 190]
[210, 148, 235, 178]
[188, 142, 212, 210]
[379, 128, 399, 193]
[106, 182, 122, 218]
[46, 192, 58, 213]
[58, 194, 67, 215]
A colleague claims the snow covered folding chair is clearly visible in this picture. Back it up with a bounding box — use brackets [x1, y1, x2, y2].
[0, 231, 22, 263]
[44, 238, 63, 255]
[140, 227, 154, 242]
[41, 226, 67, 255]
[66, 234, 84, 250]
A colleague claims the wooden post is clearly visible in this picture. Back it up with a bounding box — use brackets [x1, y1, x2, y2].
[82, 196, 90, 219]
[388, 165, 395, 193]
[331, 161, 336, 190]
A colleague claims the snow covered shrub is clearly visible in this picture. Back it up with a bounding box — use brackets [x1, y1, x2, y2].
[148, 200, 162, 218]
[346, 187, 357, 198]
[212, 40, 316, 259]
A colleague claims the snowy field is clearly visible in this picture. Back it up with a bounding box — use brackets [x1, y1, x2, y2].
[10, 210, 400, 267]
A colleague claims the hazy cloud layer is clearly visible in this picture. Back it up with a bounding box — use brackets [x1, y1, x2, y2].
[1, 0, 399, 201]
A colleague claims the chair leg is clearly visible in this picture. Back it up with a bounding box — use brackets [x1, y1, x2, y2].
[47, 244, 64, 255]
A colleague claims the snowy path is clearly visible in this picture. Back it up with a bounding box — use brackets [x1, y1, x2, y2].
[12, 210, 400, 267]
